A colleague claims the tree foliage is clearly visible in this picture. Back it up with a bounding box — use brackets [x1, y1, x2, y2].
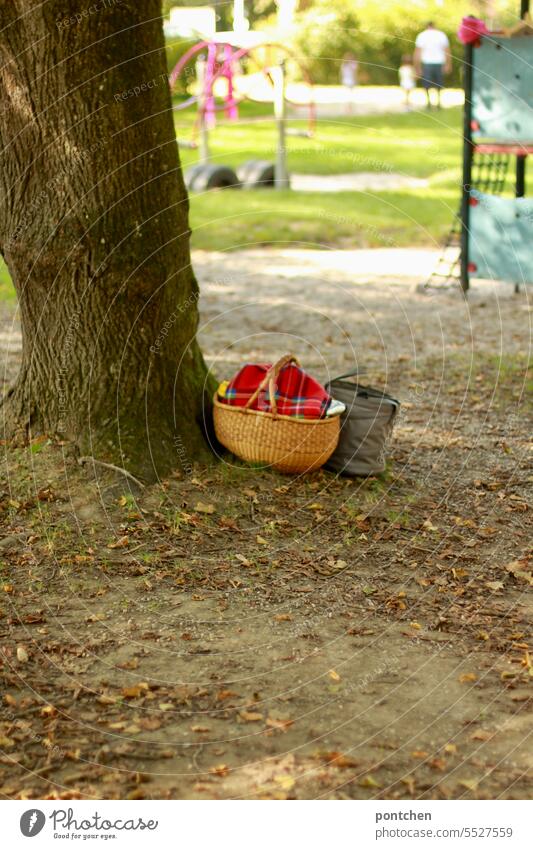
[290, 0, 520, 85]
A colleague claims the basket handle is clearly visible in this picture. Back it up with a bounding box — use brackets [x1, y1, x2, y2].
[243, 354, 300, 418]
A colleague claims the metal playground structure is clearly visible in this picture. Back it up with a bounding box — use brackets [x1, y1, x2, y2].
[427, 2, 533, 293]
[168, 33, 315, 192]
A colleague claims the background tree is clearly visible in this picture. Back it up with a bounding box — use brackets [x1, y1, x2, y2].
[290, 0, 519, 86]
[0, 0, 214, 481]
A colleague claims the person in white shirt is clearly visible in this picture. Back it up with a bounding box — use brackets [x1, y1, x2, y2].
[414, 21, 452, 109]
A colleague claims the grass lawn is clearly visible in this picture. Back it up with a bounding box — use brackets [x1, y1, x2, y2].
[0, 99, 465, 298]
[187, 186, 458, 252]
[0, 259, 15, 302]
[176, 101, 462, 178]
[176, 101, 464, 252]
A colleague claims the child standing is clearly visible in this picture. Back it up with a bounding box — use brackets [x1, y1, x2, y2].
[399, 54, 416, 109]
[340, 53, 358, 114]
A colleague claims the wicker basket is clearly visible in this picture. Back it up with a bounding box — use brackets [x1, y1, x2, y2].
[213, 354, 340, 473]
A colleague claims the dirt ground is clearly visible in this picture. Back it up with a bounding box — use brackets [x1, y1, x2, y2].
[0, 248, 531, 800]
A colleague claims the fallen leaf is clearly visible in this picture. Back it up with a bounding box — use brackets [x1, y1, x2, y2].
[239, 710, 263, 722]
[23, 612, 46, 624]
[478, 526, 497, 537]
[108, 535, 129, 549]
[458, 673, 477, 684]
[122, 683, 149, 699]
[485, 581, 504, 591]
[470, 729, 492, 741]
[139, 718, 161, 731]
[256, 535, 268, 545]
[216, 689, 238, 701]
[266, 717, 294, 732]
[195, 502, 215, 514]
[316, 751, 358, 769]
[454, 517, 477, 528]
[359, 775, 381, 788]
[505, 560, 533, 585]
[16, 646, 28, 663]
[218, 516, 240, 531]
[235, 554, 252, 567]
[97, 695, 118, 705]
[209, 763, 229, 777]
[274, 775, 295, 790]
[459, 778, 478, 792]
[402, 777, 416, 795]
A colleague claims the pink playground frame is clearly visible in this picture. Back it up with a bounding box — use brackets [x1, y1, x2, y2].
[168, 39, 315, 137]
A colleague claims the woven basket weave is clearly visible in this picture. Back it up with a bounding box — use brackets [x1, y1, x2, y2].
[213, 354, 340, 473]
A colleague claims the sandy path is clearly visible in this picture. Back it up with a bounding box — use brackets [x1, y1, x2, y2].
[289, 173, 429, 192]
[194, 247, 531, 382]
[2, 248, 528, 385]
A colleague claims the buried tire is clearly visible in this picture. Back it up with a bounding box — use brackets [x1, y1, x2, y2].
[184, 164, 206, 191]
[237, 159, 276, 189]
[186, 164, 240, 192]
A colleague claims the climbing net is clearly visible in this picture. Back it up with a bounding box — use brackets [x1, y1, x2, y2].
[424, 149, 511, 290]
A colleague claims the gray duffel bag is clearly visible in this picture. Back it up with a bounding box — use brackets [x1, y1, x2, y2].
[324, 370, 400, 476]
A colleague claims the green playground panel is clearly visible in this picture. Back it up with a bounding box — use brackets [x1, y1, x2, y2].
[469, 189, 533, 284]
[472, 35, 533, 142]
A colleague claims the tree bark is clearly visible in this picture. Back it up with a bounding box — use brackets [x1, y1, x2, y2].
[0, 0, 215, 481]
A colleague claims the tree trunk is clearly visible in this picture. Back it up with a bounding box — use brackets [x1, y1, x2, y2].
[0, 0, 215, 481]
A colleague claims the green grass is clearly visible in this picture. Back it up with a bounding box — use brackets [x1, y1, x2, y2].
[177, 102, 463, 251]
[187, 186, 458, 252]
[0, 259, 16, 302]
[176, 101, 462, 178]
[0, 99, 465, 299]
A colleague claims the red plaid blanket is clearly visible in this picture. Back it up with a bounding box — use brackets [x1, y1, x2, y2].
[222, 362, 331, 419]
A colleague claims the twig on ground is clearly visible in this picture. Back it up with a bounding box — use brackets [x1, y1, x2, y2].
[77, 456, 145, 489]
[19, 762, 58, 781]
